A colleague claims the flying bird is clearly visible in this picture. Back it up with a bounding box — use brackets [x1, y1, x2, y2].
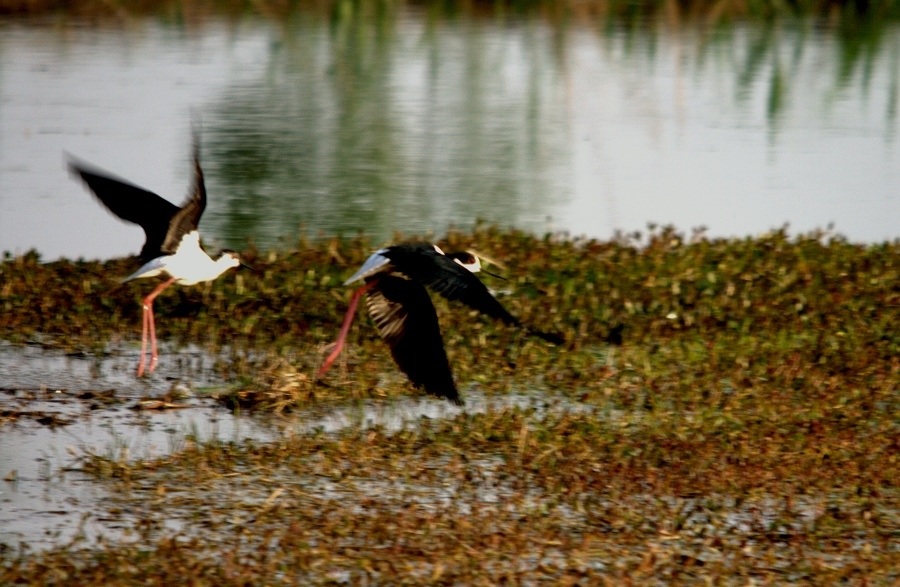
[68, 133, 245, 376]
[317, 242, 563, 405]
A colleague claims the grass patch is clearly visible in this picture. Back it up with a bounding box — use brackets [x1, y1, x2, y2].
[1, 226, 898, 583]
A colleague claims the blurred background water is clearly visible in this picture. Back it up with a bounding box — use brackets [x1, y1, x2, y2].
[1, 3, 898, 260]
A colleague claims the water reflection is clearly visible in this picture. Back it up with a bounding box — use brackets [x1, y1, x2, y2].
[0, 12, 897, 261]
[203, 15, 570, 245]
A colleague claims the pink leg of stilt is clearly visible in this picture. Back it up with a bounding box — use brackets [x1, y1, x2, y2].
[147, 298, 159, 373]
[136, 277, 177, 377]
[138, 301, 151, 376]
[317, 282, 375, 379]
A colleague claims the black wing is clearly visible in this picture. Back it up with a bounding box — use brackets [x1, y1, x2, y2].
[68, 158, 180, 261]
[160, 132, 207, 254]
[384, 243, 521, 326]
[386, 243, 565, 345]
[366, 274, 463, 405]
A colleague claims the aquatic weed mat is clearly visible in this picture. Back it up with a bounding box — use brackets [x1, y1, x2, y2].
[1, 226, 898, 582]
[2, 398, 898, 585]
[3, 225, 896, 405]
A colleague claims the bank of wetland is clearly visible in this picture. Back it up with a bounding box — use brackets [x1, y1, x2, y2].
[1, 226, 897, 584]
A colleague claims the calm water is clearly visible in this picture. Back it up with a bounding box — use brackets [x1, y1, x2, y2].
[1, 13, 898, 261]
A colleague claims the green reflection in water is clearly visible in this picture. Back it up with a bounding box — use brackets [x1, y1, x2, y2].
[194, 7, 899, 250]
[203, 10, 569, 249]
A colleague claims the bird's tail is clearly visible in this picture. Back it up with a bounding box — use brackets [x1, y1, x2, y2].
[121, 256, 167, 283]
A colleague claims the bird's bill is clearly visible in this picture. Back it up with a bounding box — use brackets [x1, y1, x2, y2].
[344, 250, 390, 285]
[219, 249, 254, 271]
[461, 249, 508, 280]
[480, 267, 507, 281]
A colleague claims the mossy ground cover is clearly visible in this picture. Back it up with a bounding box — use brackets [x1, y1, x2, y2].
[1, 226, 897, 584]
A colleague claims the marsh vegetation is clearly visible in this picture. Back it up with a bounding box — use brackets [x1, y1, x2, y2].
[1, 0, 898, 583]
[1, 225, 897, 583]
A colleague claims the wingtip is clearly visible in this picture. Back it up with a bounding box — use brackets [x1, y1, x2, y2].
[63, 154, 121, 186]
[184, 121, 207, 210]
[64, 152, 89, 178]
[191, 123, 202, 161]
[528, 327, 566, 345]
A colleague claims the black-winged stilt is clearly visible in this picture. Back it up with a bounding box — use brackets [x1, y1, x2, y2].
[68, 133, 244, 377]
[317, 242, 563, 405]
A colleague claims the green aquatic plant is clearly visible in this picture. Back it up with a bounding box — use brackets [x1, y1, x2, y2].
[1, 226, 898, 583]
[1, 226, 896, 406]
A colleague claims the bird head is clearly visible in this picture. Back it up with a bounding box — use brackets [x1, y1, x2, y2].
[447, 250, 506, 280]
[220, 250, 254, 271]
[447, 251, 482, 273]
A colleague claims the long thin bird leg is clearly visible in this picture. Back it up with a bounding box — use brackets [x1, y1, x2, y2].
[138, 300, 151, 377]
[147, 297, 158, 373]
[137, 277, 177, 377]
[317, 281, 376, 379]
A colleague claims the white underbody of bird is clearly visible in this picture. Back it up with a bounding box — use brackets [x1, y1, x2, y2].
[122, 231, 240, 286]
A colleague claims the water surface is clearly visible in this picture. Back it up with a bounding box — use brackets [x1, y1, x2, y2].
[1, 13, 898, 257]
[0, 339, 610, 551]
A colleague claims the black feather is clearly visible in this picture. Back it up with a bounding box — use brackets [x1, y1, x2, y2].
[67, 131, 207, 262]
[366, 275, 462, 406]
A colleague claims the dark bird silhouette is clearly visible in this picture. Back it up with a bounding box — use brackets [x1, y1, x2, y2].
[68, 133, 245, 376]
[317, 242, 563, 405]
